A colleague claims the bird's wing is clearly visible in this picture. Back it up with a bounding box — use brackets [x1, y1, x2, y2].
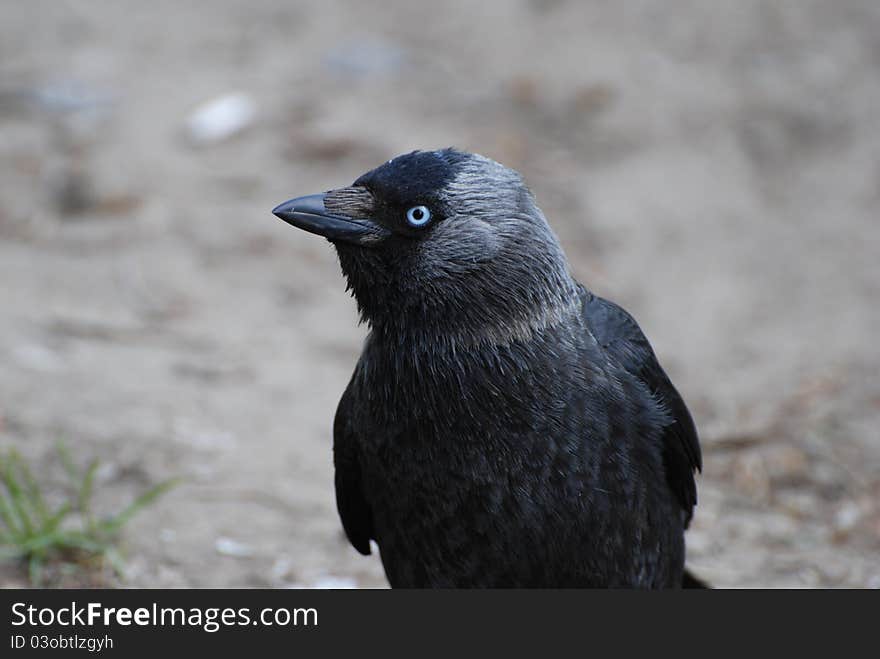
[333, 380, 374, 555]
[584, 291, 702, 523]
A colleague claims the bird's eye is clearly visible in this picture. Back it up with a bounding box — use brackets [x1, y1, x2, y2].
[405, 205, 431, 227]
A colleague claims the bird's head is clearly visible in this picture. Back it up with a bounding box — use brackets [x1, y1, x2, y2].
[273, 149, 577, 346]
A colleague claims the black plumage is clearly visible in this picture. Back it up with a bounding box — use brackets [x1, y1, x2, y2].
[273, 149, 703, 588]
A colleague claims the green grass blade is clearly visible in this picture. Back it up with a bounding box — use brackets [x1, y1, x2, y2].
[79, 459, 99, 529]
[56, 442, 80, 483]
[41, 502, 72, 535]
[55, 532, 107, 555]
[17, 456, 50, 524]
[100, 479, 177, 534]
[0, 490, 22, 539]
[2, 455, 35, 537]
[19, 529, 105, 556]
[105, 547, 126, 578]
[28, 554, 45, 586]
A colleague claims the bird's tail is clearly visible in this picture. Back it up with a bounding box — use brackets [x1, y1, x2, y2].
[682, 569, 710, 588]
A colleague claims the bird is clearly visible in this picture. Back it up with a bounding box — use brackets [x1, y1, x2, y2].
[272, 148, 703, 588]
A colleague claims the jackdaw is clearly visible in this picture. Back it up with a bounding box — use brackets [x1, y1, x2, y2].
[272, 148, 703, 588]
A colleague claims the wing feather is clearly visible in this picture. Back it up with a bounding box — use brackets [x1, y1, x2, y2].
[333, 381, 374, 555]
[584, 291, 702, 523]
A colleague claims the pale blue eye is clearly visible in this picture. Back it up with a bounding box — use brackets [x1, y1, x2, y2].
[405, 205, 431, 227]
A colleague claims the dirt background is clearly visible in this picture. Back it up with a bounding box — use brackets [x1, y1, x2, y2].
[1, 0, 878, 588]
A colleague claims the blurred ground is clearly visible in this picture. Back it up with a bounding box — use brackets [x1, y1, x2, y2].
[1, 0, 878, 588]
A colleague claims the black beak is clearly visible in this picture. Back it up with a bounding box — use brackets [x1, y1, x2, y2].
[272, 193, 383, 244]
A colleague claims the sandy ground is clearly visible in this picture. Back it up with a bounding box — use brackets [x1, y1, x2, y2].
[1, 0, 878, 588]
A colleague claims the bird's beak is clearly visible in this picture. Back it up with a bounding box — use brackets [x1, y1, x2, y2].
[272, 193, 384, 244]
